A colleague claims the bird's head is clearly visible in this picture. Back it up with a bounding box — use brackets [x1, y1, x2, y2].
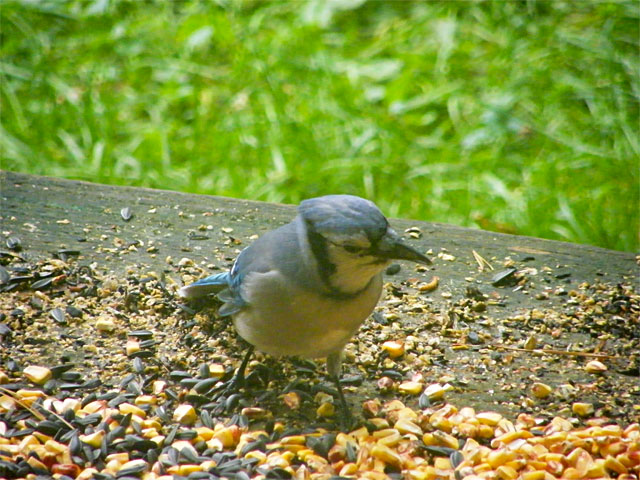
[299, 195, 431, 296]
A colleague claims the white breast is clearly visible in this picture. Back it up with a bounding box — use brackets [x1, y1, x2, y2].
[232, 270, 382, 359]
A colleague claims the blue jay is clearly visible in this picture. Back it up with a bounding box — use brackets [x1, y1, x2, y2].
[178, 194, 431, 421]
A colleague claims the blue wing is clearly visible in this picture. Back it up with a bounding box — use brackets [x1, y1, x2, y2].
[178, 252, 249, 316]
[178, 221, 300, 316]
[178, 272, 230, 299]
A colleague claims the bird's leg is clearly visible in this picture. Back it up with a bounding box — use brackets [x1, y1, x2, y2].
[211, 345, 254, 402]
[232, 344, 255, 388]
[330, 374, 354, 430]
[327, 351, 355, 430]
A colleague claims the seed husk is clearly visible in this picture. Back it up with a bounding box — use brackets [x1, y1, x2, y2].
[120, 207, 133, 222]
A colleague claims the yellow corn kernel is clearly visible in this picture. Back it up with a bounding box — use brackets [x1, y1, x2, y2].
[520, 471, 546, 480]
[395, 418, 423, 436]
[477, 425, 495, 439]
[339, 463, 358, 476]
[316, 402, 335, 417]
[433, 430, 459, 450]
[476, 412, 503, 426]
[496, 465, 518, 480]
[244, 450, 266, 464]
[378, 432, 402, 448]
[487, 449, 516, 468]
[23, 366, 52, 385]
[371, 444, 402, 469]
[79, 430, 104, 448]
[406, 466, 437, 480]
[571, 402, 594, 417]
[398, 381, 423, 395]
[381, 340, 405, 358]
[173, 404, 197, 425]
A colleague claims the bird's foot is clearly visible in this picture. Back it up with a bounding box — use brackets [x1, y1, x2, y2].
[209, 346, 254, 414]
[330, 375, 357, 431]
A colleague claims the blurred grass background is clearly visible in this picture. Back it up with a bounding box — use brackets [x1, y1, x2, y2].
[1, 0, 638, 252]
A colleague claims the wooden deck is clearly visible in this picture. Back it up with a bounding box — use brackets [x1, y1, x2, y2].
[1, 170, 638, 423]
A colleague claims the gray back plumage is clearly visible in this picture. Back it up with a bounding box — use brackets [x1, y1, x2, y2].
[298, 195, 389, 243]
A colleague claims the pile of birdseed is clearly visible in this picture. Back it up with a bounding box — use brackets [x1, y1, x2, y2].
[1, 254, 639, 479]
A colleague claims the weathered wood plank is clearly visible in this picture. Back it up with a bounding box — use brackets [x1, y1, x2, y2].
[1, 170, 638, 422]
[2, 170, 634, 282]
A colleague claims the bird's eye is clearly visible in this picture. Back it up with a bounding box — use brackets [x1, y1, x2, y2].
[343, 245, 361, 254]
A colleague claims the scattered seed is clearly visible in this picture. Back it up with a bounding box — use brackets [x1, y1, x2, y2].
[585, 360, 608, 373]
[23, 365, 53, 385]
[50, 307, 66, 325]
[491, 268, 517, 286]
[6, 236, 22, 251]
[120, 207, 133, 222]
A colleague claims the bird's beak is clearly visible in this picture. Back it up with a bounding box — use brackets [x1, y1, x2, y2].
[377, 229, 432, 265]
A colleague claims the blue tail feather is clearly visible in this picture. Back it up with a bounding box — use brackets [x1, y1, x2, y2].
[178, 272, 230, 299]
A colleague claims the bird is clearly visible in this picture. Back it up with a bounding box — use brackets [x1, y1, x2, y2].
[178, 194, 431, 423]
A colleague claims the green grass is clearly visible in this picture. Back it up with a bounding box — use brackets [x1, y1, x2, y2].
[1, 0, 638, 252]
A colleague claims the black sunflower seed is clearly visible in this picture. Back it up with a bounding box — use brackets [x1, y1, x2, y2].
[346, 441, 357, 462]
[66, 305, 83, 318]
[340, 374, 363, 386]
[129, 350, 155, 359]
[420, 444, 456, 457]
[106, 425, 126, 443]
[175, 429, 198, 441]
[0, 267, 10, 284]
[491, 268, 518, 286]
[131, 439, 157, 452]
[265, 468, 292, 479]
[62, 408, 76, 423]
[81, 393, 97, 407]
[59, 382, 82, 390]
[179, 446, 199, 463]
[155, 406, 170, 423]
[119, 374, 136, 388]
[385, 263, 401, 275]
[184, 393, 210, 406]
[69, 432, 81, 454]
[169, 370, 192, 381]
[418, 391, 431, 409]
[146, 448, 158, 465]
[306, 433, 336, 458]
[193, 377, 218, 394]
[180, 378, 199, 389]
[31, 277, 53, 290]
[164, 425, 178, 445]
[380, 369, 404, 380]
[200, 409, 213, 429]
[6, 237, 21, 251]
[4, 428, 35, 438]
[97, 391, 119, 401]
[239, 438, 267, 457]
[60, 371, 82, 382]
[126, 380, 142, 396]
[197, 363, 211, 378]
[51, 363, 75, 380]
[120, 207, 133, 222]
[132, 357, 144, 374]
[57, 248, 81, 257]
[75, 413, 102, 426]
[139, 339, 157, 349]
[450, 449, 464, 468]
[128, 329, 153, 340]
[117, 462, 147, 476]
[36, 419, 67, 436]
[82, 378, 102, 389]
[30, 297, 44, 311]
